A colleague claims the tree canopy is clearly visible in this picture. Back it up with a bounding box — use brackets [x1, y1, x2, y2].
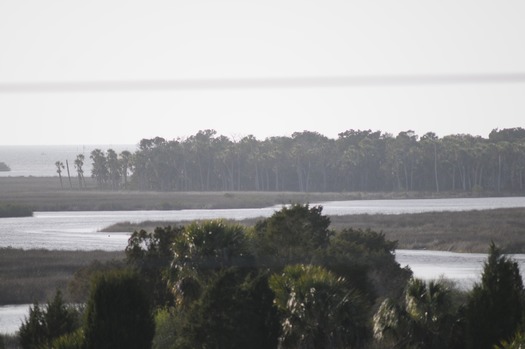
[83, 127, 525, 193]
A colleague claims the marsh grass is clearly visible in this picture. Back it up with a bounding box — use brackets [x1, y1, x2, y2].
[329, 208, 525, 253]
[0, 249, 124, 305]
[0, 177, 488, 212]
[103, 208, 525, 254]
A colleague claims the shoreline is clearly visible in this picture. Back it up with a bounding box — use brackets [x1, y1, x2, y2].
[1, 176, 520, 212]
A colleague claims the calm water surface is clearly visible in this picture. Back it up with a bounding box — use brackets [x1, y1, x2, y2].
[2, 197, 525, 250]
[0, 305, 30, 335]
[0, 145, 134, 177]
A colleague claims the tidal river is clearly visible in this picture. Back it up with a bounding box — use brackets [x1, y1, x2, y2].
[2, 197, 525, 334]
[2, 196, 525, 251]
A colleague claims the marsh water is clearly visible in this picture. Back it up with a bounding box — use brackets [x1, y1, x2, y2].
[2, 197, 525, 250]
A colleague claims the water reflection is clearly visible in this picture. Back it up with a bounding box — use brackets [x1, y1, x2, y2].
[0, 304, 30, 335]
[2, 197, 525, 250]
[396, 249, 525, 289]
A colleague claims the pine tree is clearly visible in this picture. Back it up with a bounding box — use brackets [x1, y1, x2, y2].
[465, 243, 524, 349]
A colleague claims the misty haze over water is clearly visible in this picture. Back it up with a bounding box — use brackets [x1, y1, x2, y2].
[0, 145, 134, 177]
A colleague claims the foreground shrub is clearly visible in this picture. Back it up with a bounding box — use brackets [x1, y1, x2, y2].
[18, 290, 80, 349]
[373, 278, 462, 349]
[50, 329, 84, 349]
[83, 269, 155, 349]
[270, 264, 369, 348]
[465, 243, 525, 349]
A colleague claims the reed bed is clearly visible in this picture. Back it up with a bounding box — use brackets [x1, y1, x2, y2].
[0, 249, 124, 305]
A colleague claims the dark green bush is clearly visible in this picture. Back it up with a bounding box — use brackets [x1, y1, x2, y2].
[83, 270, 155, 349]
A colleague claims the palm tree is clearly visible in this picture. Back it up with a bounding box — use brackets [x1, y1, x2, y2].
[90, 149, 109, 188]
[118, 150, 132, 188]
[55, 161, 65, 189]
[495, 331, 525, 349]
[74, 154, 85, 189]
[373, 278, 458, 349]
[269, 264, 368, 349]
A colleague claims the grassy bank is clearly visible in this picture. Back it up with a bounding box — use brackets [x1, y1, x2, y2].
[0, 176, 354, 211]
[328, 208, 525, 253]
[101, 207, 525, 254]
[0, 176, 498, 212]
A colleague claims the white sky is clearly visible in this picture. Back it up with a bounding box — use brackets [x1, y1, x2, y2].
[1, 0, 525, 145]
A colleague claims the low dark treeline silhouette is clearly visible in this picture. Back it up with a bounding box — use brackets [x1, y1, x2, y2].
[85, 127, 525, 193]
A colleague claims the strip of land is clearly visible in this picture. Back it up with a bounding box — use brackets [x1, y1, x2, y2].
[0, 176, 489, 212]
[101, 207, 525, 254]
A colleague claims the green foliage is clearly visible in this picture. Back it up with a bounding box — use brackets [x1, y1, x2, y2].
[494, 330, 525, 349]
[89, 149, 108, 188]
[83, 269, 155, 349]
[324, 227, 411, 300]
[164, 220, 284, 348]
[126, 226, 183, 307]
[172, 220, 251, 272]
[68, 259, 126, 303]
[96, 127, 525, 193]
[50, 329, 85, 349]
[175, 269, 279, 349]
[170, 220, 253, 308]
[252, 204, 332, 266]
[269, 264, 369, 348]
[19, 303, 46, 349]
[18, 290, 80, 349]
[373, 278, 461, 349]
[108, 206, 418, 348]
[465, 243, 525, 349]
[152, 308, 178, 349]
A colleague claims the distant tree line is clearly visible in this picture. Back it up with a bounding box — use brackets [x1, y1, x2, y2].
[86, 127, 525, 193]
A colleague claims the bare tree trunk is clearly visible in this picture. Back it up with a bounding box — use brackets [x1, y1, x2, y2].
[434, 143, 439, 193]
[66, 160, 73, 189]
[498, 154, 502, 192]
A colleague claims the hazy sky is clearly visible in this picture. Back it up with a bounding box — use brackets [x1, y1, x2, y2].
[1, 0, 525, 145]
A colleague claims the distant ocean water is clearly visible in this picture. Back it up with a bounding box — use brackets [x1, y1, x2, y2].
[0, 145, 136, 177]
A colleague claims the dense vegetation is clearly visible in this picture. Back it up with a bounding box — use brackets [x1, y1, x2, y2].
[11, 204, 525, 349]
[81, 127, 525, 193]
